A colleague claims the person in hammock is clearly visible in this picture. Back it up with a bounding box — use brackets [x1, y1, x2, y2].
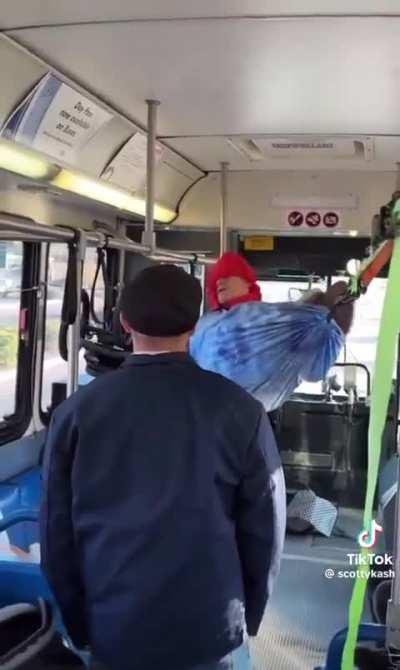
[190, 252, 354, 412]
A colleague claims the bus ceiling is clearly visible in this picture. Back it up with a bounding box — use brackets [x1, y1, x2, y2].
[1, 7, 400, 234]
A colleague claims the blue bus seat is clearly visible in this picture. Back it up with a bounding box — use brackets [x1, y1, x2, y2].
[0, 509, 73, 655]
[0, 467, 41, 557]
[0, 478, 68, 641]
[0, 561, 52, 607]
[0, 510, 51, 606]
[316, 623, 386, 669]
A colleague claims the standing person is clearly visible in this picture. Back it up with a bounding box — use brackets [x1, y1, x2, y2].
[41, 264, 286, 670]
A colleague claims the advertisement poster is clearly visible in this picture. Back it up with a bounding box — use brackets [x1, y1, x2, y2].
[1, 73, 113, 164]
[101, 132, 164, 192]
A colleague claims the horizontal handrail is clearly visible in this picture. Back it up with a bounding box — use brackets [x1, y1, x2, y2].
[332, 362, 371, 397]
[0, 212, 216, 265]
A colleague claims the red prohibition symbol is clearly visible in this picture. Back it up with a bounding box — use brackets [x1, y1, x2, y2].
[306, 211, 321, 227]
[323, 212, 339, 228]
[288, 211, 304, 227]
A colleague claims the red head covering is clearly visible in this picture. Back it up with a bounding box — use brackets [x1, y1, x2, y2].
[207, 252, 262, 310]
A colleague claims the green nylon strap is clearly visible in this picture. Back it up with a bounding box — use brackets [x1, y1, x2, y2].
[341, 235, 400, 669]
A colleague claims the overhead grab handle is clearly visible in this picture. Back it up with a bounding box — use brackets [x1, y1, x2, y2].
[58, 235, 79, 363]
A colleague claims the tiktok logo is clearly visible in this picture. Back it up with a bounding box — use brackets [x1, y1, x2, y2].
[358, 520, 383, 549]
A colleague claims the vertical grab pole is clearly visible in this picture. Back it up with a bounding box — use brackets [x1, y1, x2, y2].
[31, 244, 48, 430]
[67, 230, 86, 396]
[116, 221, 127, 300]
[142, 99, 160, 250]
[219, 161, 229, 257]
[396, 162, 400, 191]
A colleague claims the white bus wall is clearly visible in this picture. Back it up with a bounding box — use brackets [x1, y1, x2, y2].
[175, 170, 398, 235]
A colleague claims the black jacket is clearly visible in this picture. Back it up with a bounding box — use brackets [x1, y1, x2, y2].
[41, 353, 285, 670]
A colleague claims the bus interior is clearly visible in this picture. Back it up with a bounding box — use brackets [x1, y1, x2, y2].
[0, 3, 400, 668]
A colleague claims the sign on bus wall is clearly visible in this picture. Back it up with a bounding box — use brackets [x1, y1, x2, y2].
[1, 73, 112, 164]
[286, 209, 341, 229]
[244, 236, 275, 251]
[260, 138, 356, 158]
[101, 132, 164, 193]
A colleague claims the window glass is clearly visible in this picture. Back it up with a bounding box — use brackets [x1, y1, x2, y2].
[333, 276, 387, 397]
[260, 278, 327, 303]
[42, 245, 107, 410]
[79, 247, 105, 378]
[194, 264, 206, 315]
[0, 242, 23, 419]
[41, 244, 69, 413]
[82, 247, 105, 324]
[259, 276, 386, 399]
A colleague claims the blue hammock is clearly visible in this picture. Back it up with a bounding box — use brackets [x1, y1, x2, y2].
[190, 302, 344, 411]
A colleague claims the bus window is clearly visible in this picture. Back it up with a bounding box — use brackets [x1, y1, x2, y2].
[82, 247, 105, 325]
[79, 247, 106, 377]
[41, 245, 108, 412]
[335, 276, 387, 396]
[259, 276, 386, 398]
[41, 244, 69, 415]
[260, 278, 327, 303]
[0, 242, 23, 419]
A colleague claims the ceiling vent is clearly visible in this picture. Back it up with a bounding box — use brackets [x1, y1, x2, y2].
[227, 137, 374, 161]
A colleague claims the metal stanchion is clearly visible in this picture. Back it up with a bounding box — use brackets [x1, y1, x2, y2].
[141, 99, 160, 250]
[219, 161, 229, 256]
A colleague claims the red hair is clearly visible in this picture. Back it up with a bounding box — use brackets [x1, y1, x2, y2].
[207, 252, 262, 309]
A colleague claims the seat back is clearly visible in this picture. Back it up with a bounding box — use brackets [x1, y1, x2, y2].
[0, 599, 53, 670]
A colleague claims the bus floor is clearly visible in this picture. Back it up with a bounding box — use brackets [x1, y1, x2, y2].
[250, 507, 370, 670]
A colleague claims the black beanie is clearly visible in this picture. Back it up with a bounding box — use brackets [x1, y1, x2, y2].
[119, 264, 202, 337]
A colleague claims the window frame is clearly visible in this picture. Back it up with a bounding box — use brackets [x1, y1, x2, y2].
[39, 244, 53, 426]
[39, 243, 117, 425]
[0, 242, 40, 445]
[259, 271, 386, 398]
[39, 242, 80, 425]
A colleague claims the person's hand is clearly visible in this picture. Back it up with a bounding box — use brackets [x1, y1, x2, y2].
[325, 281, 354, 335]
[325, 281, 348, 306]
